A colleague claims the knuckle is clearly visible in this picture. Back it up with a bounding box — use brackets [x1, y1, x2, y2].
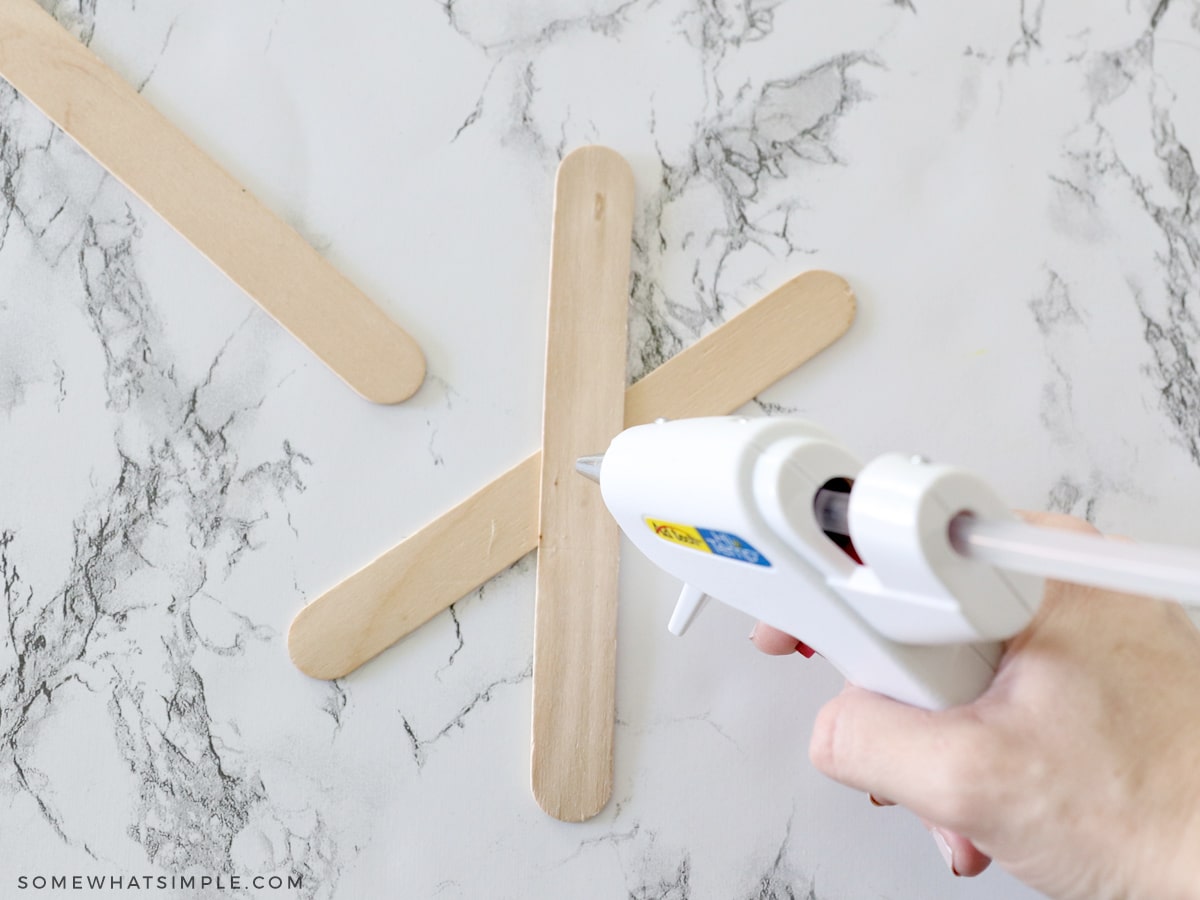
[1017, 509, 1100, 535]
[808, 700, 842, 775]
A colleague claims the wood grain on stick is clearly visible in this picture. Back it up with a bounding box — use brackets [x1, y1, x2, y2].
[530, 146, 634, 822]
[287, 269, 856, 679]
[0, 0, 424, 403]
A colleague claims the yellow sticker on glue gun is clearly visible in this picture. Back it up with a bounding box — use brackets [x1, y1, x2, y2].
[644, 518, 771, 567]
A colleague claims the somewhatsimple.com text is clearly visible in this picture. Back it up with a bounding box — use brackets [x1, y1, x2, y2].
[17, 874, 302, 891]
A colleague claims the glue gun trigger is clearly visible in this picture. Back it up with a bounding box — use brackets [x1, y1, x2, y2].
[749, 622, 818, 659]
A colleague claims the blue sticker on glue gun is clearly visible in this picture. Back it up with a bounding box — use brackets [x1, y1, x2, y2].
[644, 519, 771, 567]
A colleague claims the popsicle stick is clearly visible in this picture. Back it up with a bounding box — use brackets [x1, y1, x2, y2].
[0, 0, 424, 403]
[288, 270, 855, 680]
[531, 146, 634, 822]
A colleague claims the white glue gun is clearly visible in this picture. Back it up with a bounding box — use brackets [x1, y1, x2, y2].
[578, 416, 1200, 710]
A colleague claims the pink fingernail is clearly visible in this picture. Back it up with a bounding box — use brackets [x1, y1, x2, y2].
[932, 829, 959, 876]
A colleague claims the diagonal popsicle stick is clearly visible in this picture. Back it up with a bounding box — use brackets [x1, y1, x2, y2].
[531, 146, 634, 822]
[0, 0, 424, 403]
[288, 270, 855, 680]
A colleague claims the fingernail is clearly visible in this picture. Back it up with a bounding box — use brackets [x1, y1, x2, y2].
[868, 794, 894, 807]
[748, 624, 758, 641]
[932, 829, 959, 876]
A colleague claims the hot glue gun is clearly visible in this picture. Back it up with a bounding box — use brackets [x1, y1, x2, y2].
[577, 416, 1200, 710]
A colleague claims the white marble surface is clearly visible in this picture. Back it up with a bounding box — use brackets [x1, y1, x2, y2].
[2, 0, 1199, 897]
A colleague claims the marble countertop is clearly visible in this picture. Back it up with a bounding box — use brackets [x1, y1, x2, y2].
[3, 1, 1199, 897]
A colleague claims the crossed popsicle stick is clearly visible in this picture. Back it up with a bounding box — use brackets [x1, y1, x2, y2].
[288, 263, 855, 818]
[288, 269, 854, 679]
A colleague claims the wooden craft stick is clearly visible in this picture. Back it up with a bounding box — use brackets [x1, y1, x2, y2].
[530, 146, 634, 822]
[0, 0, 424, 403]
[288, 270, 855, 680]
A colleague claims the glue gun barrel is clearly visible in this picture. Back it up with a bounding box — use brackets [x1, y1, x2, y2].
[578, 452, 1200, 607]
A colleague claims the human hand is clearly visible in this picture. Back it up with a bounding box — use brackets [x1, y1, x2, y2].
[752, 512, 1200, 900]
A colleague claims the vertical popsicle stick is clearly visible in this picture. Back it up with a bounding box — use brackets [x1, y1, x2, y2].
[531, 146, 634, 822]
[0, 0, 425, 403]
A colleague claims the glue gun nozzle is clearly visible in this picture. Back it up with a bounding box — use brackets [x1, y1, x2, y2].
[575, 454, 604, 484]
